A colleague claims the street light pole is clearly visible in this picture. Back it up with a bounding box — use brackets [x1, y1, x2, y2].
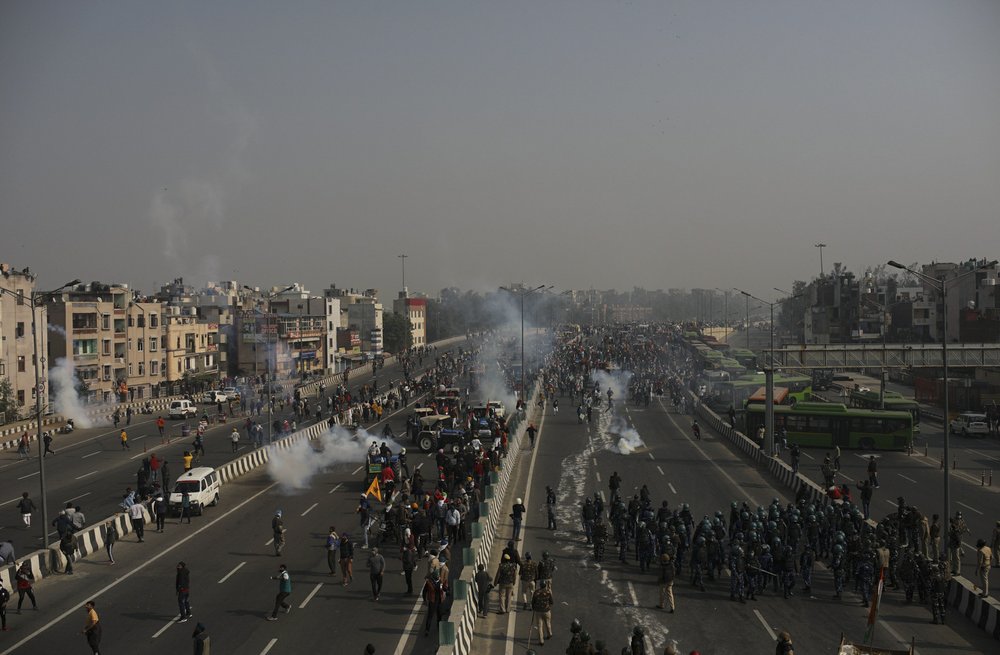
[815, 243, 826, 278]
[398, 254, 408, 291]
[500, 285, 548, 402]
[888, 258, 996, 542]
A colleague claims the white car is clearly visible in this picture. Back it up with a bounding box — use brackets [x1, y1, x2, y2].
[950, 412, 989, 437]
[203, 390, 227, 404]
[169, 399, 197, 419]
[223, 387, 241, 401]
[486, 400, 506, 418]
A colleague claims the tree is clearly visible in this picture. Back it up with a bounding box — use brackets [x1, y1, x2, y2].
[0, 377, 19, 424]
[383, 312, 413, 353]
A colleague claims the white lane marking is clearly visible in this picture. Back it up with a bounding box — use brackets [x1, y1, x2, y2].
[800, 451, 815, 460]
[392, 594, 426, 655]
[298, 582, 323, 608]
[352, 465, 363, 475]
[133, 435, 148, 441]
[265, 537, 274, 546]
[301, 502, 318, 517]
[75, 470, 98, 480]
[18, 471, 39, 480]
[0, 497, 20, 507]
[328, 482, 343, 495]
[260, 638, 278, 655]
[82, 451, 101, 459]
[151, 615, 181, 639]
[599, 490, 605, 502]
[659, 400, 759, 506]
[595, 471, 601, 483]
[878, 619, 921, 655]
[885, 500, 898, 508]
[648, 452, 655, 460]
[0, 479, 283, 654]
[627, 581, 639, 607]
[753, 609, 777, 641]
[855, 453, 880, 460]
[966, 448, 1000, 464]
[668, 483, 677, 495]
[217, 561, 246, 584]
[64, 492, 92, 504]
[656, 466, 665, 476]
[592, 458, 597, 467]
[957, 501, 983, 516]
[836, 471, 855, 482]
[897, 473, 917, 483]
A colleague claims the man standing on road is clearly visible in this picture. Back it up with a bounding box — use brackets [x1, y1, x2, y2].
[325, 526, 340, 576]
[16, 493, 35, 529]
[367, 547, 386, 601]
[128, 500, 147, 542]
[230, 427, 240, 453]
[402, 543, 417, 594]
[657, 552, 675, 613]
[272, 510, 286, 556]
[156, 416, 166, 440]
[530, 579, 554, 645]
[176, 562, 192, 622]
[421, 569, 445, 637]
[81, 600, 101, 655]
[975, 539, 992, 598]
[473, 564, 492, 617]
[120, 429, 130, 451]
[867, 456, 878, 487]
[511, 498, 526, 542]
[493, 553, 517, 614]
[266, 564, 292, 621]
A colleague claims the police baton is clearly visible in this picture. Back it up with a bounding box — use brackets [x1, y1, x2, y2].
[746, 564, 780, 578]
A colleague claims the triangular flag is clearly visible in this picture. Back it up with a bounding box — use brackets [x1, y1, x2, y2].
[365, 476, 382, 503]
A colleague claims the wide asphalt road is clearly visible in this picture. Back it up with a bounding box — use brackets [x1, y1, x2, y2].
[471, 391, 999, 655]
[0, 342, 465, 549]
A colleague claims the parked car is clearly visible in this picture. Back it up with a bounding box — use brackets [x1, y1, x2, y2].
[223, 387, 241, 401]
[203, 390, 227, 404]
[950, 412, 989, 437]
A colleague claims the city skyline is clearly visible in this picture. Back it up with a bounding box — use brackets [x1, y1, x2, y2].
[3, 1, 999, 296]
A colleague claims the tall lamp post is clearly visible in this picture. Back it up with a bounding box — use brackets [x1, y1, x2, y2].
[0, 277, 80, 549]
[715, 288, 730, 343]
[736, 287, 803, 457]
[499, 285, 549, 401]
[887, 259, 997, 535]
[815, 243, 827, 278]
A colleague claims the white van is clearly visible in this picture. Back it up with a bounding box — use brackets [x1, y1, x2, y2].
[169, 467, 221, 516]
[169, 399, 197, 419]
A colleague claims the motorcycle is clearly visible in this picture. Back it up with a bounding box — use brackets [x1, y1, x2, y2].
[59, 418, 75, 434]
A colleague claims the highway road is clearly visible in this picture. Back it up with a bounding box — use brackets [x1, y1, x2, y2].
[0, 342, 466, 551]
[471, 392, 999, 655]
[0, 341, 481, 655]
[792, 387, 1000, 603]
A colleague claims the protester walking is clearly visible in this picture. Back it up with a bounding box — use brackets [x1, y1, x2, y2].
[176, 562, 193, 622]
[530, 580, 554, 645]
[120, 429, 130, 450]
[367, 547, 386, 600]
[105, 520, 119, 564]
[266, 564, 292, 620]
[474, 563, 492, 617]
[272, 510, 286, 556]
[82, 600, 102, 654]
[421, 569, 446, 637]
[129, 500, 147, 541]
[326, 526, 340, 576]
[340, 533, 355, 585]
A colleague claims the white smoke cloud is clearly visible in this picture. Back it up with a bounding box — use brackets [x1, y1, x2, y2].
[607, 415, 645, 455]
[266, 425, 404, 493]
[589, 369, 633, 405]
[49, 357, 110, 429]
[47, 324, 67, 337]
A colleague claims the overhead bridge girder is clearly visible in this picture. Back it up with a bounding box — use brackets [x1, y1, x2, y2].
[763, 343, 1000, 369]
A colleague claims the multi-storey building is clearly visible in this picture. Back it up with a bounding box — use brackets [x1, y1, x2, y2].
[326, 286, 383, 354]
[47, 283, 163, 403]
[163, 307, 219, 385]
[393, 289, 427, 347]
[0, 265, 49, 420]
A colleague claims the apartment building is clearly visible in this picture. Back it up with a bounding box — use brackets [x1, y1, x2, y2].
[163, 307, 219, 384]
[393, 290, 427, 346]
[0, 265, 49, 420]
[47, 283, 163, 402]
[327, 286, 383, 354]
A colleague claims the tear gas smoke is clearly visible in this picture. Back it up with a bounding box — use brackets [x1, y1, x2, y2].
[589, 369, 633, 403]
[266, 425, 404, 493]
[608, 416, 645, 455]
[50, 357, 109, 428]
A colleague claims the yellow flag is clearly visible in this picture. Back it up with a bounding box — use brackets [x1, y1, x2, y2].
[365, 476, 382, 502]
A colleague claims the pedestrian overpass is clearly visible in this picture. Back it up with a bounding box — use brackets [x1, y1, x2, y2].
[761, 343, 1000, 369]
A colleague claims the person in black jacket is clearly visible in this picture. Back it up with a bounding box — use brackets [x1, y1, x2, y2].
[176, 562, 192, 622]
[192, 622, 209, 655]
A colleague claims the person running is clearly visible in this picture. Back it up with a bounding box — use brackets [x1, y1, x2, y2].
[81, 600, 101, 654]
[17, 492, 35, 529]
[272, 510, 286, 556]
[42, 432, 56, 457]
[266, 564, 292, 620]
[120, 429, 129, 451]
[692, 420, 701, 440]
[156, 416, 166, 439]
[176, 562, 192, 622]
[15, 562, 37, 612]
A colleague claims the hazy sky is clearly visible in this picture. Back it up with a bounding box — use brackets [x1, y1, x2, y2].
[3, 1, 999, 300]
